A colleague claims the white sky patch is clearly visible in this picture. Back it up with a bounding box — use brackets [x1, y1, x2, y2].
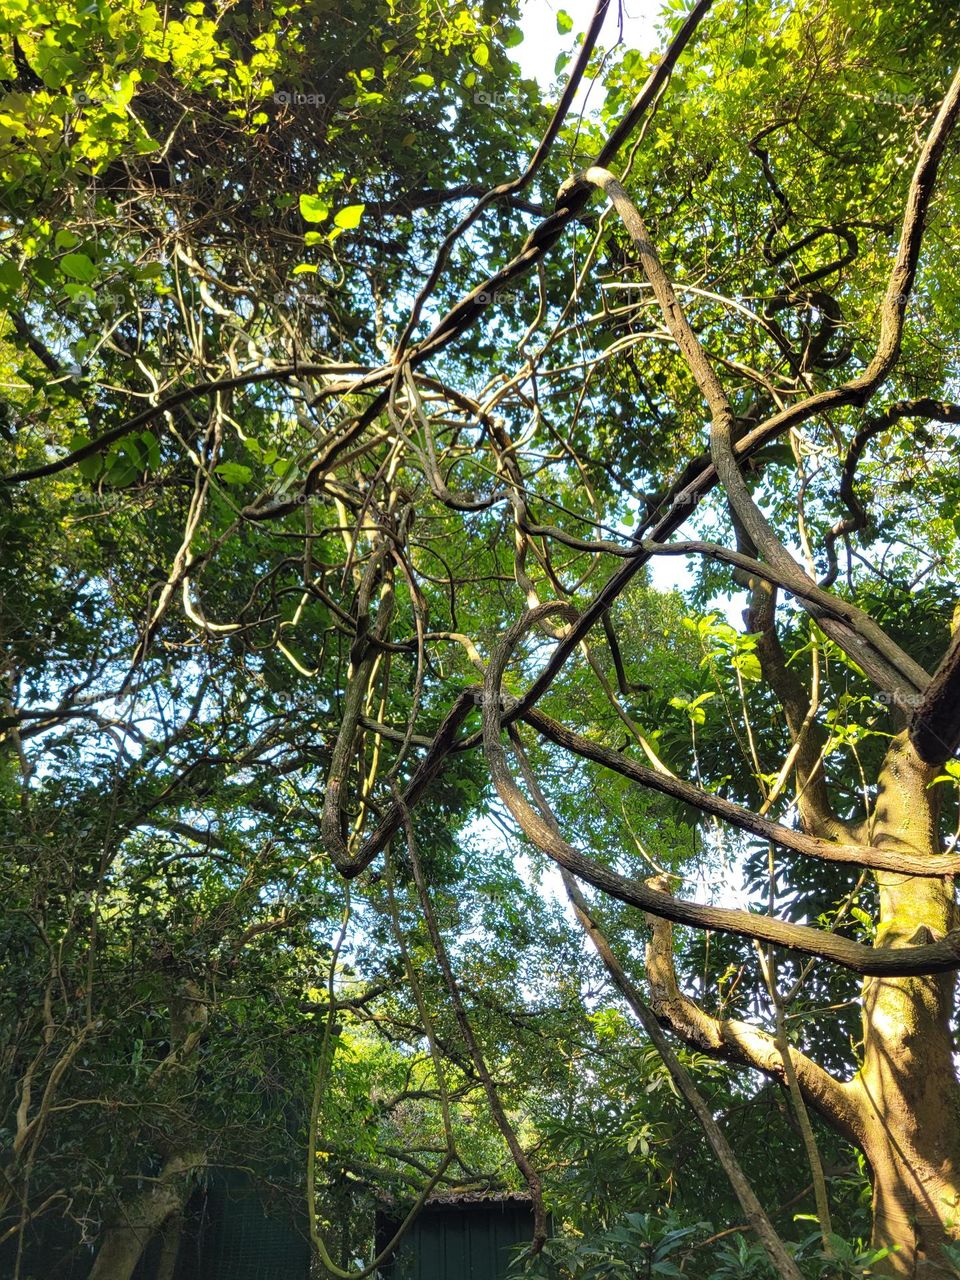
[515, 0, 663, 94]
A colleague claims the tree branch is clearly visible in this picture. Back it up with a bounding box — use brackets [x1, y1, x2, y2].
[644, 909, 863, 1146]
[743, 576, 847, 841]
[509, 727, 806, 1280]
[483, 604, 960, 977]
[522, 705, 958, 876]
[910, 623, 960, 765]
[515, 72, 960, 718]
[581, 164, 932, 709]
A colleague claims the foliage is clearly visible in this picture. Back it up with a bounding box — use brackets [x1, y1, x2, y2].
[2, 0, 960, 1274]
[518, 1214, 890, 1280]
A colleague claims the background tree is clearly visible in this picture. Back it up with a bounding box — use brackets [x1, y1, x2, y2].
[3, 0, 960, 1277]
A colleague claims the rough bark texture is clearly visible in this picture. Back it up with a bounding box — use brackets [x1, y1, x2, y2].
[87, 1150, 204, 1280]
[155, 1215, 183, 1280]
[850, 734, 960, 1276]
[647, 731, 960, 1276]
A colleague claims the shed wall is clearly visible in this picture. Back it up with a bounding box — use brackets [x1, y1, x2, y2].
[378, 1203, 535, 1280]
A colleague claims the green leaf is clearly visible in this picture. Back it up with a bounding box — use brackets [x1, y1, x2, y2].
[55, 230, 81, 250]
[733, 652, 762, 681]
[0, 259, 23, 297]
[60, 252, 97, 283]
[64, 283, 96, 303]
[333, 203, 365, 229]
[503, 27, 524, 48]
[105, 458, 139, 487]
[556, 10, 573, 34]
[215, 462, 253, 486]
[471, 43, 489, 67]
[117, 437, 145, 469]
[292, 263, 318, 274]
[410, 73, 434, 88]
[140, 432, 161, 471]
[299, 194, 330, 222]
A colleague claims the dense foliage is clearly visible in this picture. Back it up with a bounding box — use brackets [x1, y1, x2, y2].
[2, 0, 960, 1277]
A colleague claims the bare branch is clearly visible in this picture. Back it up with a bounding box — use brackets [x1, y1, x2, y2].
[522, 705, 959, 876]
[483, 604, 960, 977]
[645, 911, 863, 1145]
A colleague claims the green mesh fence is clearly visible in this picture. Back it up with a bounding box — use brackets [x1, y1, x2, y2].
[175, 1173, 311, 1280]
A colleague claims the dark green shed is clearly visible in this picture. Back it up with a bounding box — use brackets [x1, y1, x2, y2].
[375, 1191, 539, 1280]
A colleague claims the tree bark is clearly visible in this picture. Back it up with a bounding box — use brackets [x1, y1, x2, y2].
[155, 1214, 182, 1280]
[646, 729, 960, 1276]
[850, 734, 960, 1276]
[87, 1150, 203, 1280]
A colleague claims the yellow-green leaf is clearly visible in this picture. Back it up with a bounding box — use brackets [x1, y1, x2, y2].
[333, 204, 365, 230]
[299, 194, 329, 222]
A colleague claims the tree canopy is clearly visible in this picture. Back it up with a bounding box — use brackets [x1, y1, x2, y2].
[2, 0, 960, 1277]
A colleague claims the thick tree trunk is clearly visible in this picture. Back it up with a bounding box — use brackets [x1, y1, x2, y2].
[853, 734, 960, 1276]
[862, 1131, 960, 1278]
[87, 1150, 203, 1280]
[646, 730, 960, 1275]
[155, 1213, 182, 1280]
[88, 982, 209, 1279]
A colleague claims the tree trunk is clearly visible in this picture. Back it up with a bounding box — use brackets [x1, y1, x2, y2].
[155, 1213, 182, 1280]
[646, 729, 960, 1276]
[853, 734, 960, 1276]
[87, 1151, 203, 1280]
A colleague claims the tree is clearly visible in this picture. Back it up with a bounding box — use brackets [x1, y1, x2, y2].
[2, 0, 960, 1275]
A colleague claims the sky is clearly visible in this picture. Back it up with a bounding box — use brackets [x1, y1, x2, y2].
[515, 0, 664, 91]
